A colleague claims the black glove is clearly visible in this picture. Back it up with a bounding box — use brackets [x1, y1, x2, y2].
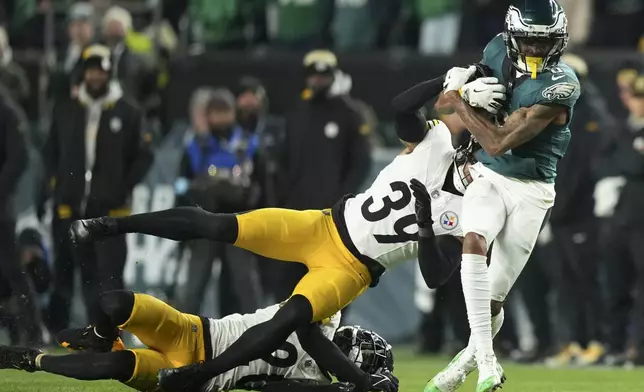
[409, 179, 433, 235]
[368, 370, 399, 392]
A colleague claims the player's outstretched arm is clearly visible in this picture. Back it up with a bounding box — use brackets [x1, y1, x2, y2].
[391, 75, 446, 145]
[438, 91, 566, 155]
[296, 325, 398, 392]
[296, 324, 371, 390]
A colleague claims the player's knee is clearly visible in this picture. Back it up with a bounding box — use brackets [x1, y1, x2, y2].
[463, 232, 487, 255]
[273, 295, 314, 329]
[100, 290, 135, 325]
[490, 300, 504, 317]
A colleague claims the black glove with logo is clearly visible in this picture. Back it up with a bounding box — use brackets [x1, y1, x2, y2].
[368, 370, 399, 392]
[409, 179, 433, 237]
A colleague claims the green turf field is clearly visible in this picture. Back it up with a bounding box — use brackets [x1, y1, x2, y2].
[1, 349, 643, 392]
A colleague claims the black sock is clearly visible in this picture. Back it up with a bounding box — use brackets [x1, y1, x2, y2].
[40, 351, 135, 382]
[94, 290, 135, 338]
[115, 207, 238, 243]
[195, 295, 313, 385]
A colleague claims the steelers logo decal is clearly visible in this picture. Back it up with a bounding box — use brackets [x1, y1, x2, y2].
[440, 211, 458, 231]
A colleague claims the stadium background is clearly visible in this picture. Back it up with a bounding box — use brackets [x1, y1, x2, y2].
[1, 0, 644, 390]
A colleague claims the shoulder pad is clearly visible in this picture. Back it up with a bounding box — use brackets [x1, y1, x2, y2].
[482, 34, 505, 65]
[535, 65, 581, 107]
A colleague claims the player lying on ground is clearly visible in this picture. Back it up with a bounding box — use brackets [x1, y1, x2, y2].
[428, 2, 581, 392]
[0, 290, 396, 392]
[66, 70, 503, 392]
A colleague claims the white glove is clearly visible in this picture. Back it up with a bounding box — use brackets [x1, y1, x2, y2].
[443, 66, 476, 92]
[593, 176, 626, 218]
[460, 77, 506, 114]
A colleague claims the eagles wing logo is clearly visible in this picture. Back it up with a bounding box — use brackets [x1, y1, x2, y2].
[542, 83, 577, 100]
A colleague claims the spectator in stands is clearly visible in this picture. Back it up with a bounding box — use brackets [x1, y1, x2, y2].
[545, 54, 610, 367]
[617, 65, 639, 110]
[43, 45, 153, 333]
[63, 3, 95, 75]
[234, 76, 286, 305]
[235, 76, 284, 208]
[48, 2, 96, 101]
[175, 88, 263, 317]
[412, 0, 462, 54]
[269, 0, 333, 49]
[275, 50, 371, 300]
[101, 6, 158, 112]
[0, 88, 43, 346]
[332, 0, 394, 51]
[601, 73, 644, 366]
[188, 0, 266, 49]
[558, 0, 593, 47]
[0, 27, 30, 105]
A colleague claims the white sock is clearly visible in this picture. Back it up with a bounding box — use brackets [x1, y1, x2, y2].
[461, 253, 494, 364]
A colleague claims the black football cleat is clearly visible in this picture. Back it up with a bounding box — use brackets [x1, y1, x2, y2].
[0, 346, 42, 372]
[158, 364, 206, 392]
[69, 217, 119, 243]
[57, 326, 124, 353]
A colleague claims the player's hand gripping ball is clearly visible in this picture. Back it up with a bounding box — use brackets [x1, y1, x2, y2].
[460, 77, 507, 114]
[443, 65, 476, 92]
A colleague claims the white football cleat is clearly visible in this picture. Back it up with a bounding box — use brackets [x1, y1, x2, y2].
[476, 355, 506, 392]
[424, 348, 477, 392]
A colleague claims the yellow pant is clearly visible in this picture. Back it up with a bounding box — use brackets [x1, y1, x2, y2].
[235, 208, 371, 321]
[121, 293, 206, 392]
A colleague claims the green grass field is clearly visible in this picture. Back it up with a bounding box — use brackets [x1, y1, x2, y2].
[1, 349, 643, 392]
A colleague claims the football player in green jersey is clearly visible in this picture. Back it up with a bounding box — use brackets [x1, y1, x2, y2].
[426, 1, 580, 392]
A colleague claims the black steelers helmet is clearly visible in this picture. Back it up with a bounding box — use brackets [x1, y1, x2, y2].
[332, 326, 394, 374]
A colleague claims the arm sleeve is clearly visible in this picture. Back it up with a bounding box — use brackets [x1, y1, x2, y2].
[124, 112, 154, 191]
[341, 104, 371, 195]
[0, 102, 28, 200]
[296, 324, 371, 392]
[391, 75, 445, 143]
[417, 233, 461, 289]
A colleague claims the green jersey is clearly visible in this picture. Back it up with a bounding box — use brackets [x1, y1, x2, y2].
[476, 34, 581, 183]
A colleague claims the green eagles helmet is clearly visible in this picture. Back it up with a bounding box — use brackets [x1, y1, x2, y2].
[503, 0, 568, 79]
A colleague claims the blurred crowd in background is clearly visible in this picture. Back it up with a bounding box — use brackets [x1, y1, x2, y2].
[0, 0, 643, 372]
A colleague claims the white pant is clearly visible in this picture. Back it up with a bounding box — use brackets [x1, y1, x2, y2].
[462, 163, 555, 301]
